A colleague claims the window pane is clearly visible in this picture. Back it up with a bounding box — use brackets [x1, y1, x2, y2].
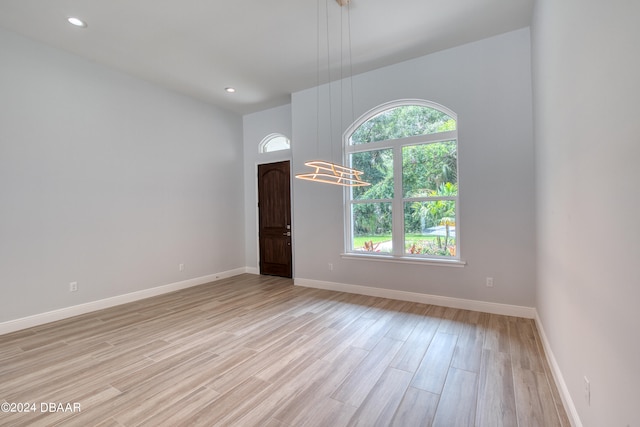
[403, 141, 457, 198]
[351, 202, 392, 253]
[350, 149, 393, 200]
[404, 201, 456, 257]
[262, 135, 290, 153]
[350, 105, 456, 145]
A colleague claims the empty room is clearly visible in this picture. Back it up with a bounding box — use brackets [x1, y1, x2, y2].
[0, 0, 637, 426]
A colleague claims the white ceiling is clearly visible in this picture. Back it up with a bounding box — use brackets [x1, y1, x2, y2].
[0, 0, 533, 115]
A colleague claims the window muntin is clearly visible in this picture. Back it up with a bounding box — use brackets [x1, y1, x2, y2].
[345, 100, 459, 260]
[259, 134, 290, 153]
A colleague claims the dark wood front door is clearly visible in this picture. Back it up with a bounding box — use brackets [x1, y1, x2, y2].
[258, 161, 292, 278]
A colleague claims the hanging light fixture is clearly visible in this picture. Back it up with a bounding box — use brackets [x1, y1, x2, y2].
[295, 160, 370, 186]
[295, 0, 370, 187]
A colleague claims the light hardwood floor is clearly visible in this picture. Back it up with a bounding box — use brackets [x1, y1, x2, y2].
[0, 274, 569, 426]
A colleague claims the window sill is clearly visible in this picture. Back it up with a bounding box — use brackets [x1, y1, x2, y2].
[340, 253, 466, 267]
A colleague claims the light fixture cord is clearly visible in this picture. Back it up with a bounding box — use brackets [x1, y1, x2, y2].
[316, 0, 321, 159]
[347, 1, 355, 127]
[340, 2, 346, 165]
[325, 0, 334, 164]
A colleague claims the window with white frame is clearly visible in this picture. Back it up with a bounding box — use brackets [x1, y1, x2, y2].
[259, 133, 290, 153]
[344, 100, 459, 260]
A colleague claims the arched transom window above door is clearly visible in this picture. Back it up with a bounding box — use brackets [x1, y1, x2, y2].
[259, 133, 290, 153]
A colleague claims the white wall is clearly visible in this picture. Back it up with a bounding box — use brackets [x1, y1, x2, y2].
[290, 28, 536, 307]
[0, 27, 245, 323]
[242, 104, 292, 272]
[532, 1, 640, 426]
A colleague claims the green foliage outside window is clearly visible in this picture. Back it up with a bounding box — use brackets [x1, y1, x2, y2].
[350, 105, 455, 144]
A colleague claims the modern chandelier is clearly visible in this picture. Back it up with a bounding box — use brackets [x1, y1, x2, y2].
[295, 0, 370, 188]
[295, 161, 370, 187]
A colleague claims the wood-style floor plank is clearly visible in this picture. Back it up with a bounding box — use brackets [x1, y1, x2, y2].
[0, 274, 569, 426]
[390, 386, 439, 427]
[513, 367, 564, 427]
[389, 306, 440, 372]
[410, 331, 458, 394]
[531, 325, 573, 427]
[451, 321, 485, 373]
[331, 336, 404, 407]
[431, 367, 478, 427]
[484, 313, 511, 353]
[509, 317, 545, 373]
[476, 349, 518, 427]
[271, 346, 368, 426]
[346, 367, 413, 426]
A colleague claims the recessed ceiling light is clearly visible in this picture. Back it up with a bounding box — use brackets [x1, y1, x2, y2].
[67, 17, 87, 28]
[224, 87, 236, 93]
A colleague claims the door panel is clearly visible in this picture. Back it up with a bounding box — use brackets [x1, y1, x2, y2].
[258, 161, 292, 278]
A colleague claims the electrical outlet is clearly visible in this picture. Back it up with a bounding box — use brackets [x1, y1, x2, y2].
[486, 277, 494, 287]
[584, 376, 590, 406]
[328, 263, 333, 271]
[179, 263, 184, 272]
[69, 282, 78, 292]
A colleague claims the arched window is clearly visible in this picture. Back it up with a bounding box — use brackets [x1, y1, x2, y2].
[259, 133, 290, 153]
[344, 100, 459, 260]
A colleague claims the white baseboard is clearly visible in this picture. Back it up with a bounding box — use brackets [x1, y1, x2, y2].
[294, 278, 536, 319]
[534, 311, 582, 427]
[0, 267, 248, 335]
[245, 266, 260, 275]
